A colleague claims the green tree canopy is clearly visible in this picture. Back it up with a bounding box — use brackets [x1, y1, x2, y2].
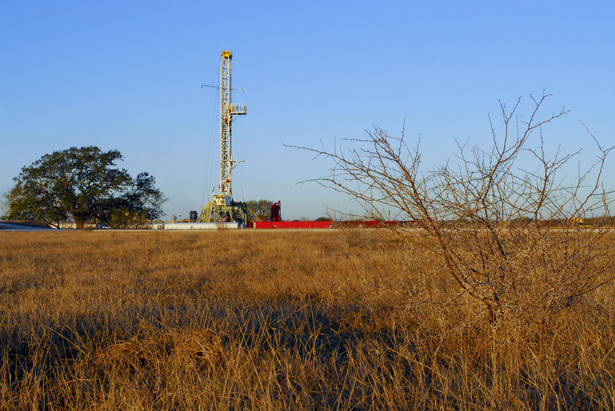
[6, 146, 165, 229]
[244, 199, 276, 221]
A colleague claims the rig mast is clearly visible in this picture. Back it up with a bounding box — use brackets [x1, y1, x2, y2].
[198, 50, 251, 225]
[218, 50, 247, 202]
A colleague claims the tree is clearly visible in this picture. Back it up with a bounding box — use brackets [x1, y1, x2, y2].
[297, 92, 613, 323]
[6, 146, 165, 229]
[245, 199, 275, 221]
[95, 172, 165, 229]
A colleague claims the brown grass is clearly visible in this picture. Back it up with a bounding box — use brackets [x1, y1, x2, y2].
[0, 229, 613, 409]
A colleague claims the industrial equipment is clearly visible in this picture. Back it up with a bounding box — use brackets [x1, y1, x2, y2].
[164, 51, 418, 230]
[271, 201, 281, 221]
[197, 51, 254, 226]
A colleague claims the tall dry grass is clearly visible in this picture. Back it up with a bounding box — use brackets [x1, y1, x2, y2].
[0, 229, 613, 409]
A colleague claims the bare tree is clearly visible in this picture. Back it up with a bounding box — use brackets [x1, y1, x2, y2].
[295, 92, 613, 322]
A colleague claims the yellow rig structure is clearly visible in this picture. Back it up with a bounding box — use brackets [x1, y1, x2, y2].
[197, 50, 252, 226]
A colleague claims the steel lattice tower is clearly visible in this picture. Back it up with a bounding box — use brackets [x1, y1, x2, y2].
[218, 50, 246, 202]
[197, 50, 252, 225]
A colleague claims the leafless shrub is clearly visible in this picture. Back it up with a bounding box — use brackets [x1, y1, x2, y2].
[296, 92, 614, 322]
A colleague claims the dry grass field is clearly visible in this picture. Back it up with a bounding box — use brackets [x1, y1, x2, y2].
[0, 229, 614, 409]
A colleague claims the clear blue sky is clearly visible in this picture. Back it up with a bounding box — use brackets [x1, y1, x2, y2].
[1, 1, 613, 220]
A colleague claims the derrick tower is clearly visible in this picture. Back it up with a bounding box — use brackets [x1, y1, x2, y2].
[198, 50, 252, 225]
[218, 50, 247, 201]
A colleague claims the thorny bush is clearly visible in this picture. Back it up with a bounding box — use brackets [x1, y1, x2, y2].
[298, 92, 614, 322]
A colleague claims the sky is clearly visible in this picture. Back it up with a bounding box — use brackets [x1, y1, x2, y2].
[1, 1, 614, 220]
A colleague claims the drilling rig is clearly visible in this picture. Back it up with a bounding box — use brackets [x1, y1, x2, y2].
[197, 50, 252, 225]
